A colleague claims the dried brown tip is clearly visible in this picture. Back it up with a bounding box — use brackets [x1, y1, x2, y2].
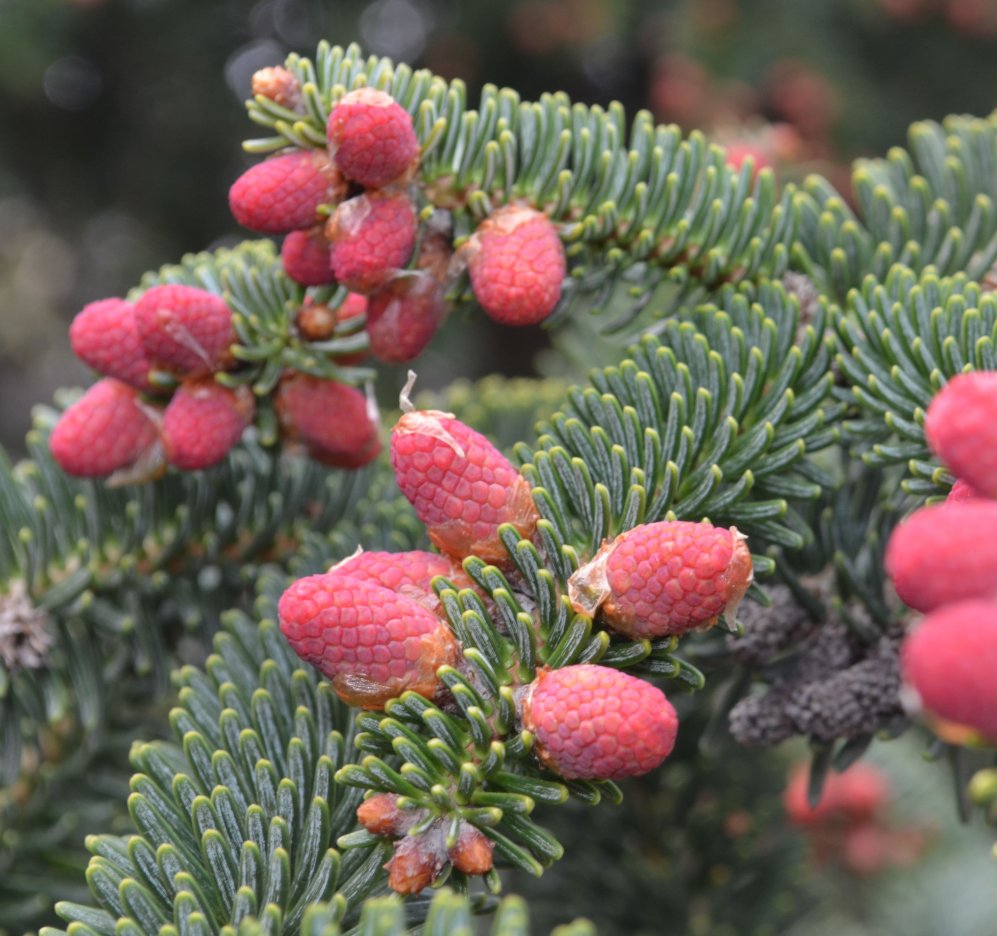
[296, 300, 339, 341]
[386, 829, 447, 895]
[448, 823, 494, 875]
[252, 66, 303, 111]
[357, 793, 406, 836]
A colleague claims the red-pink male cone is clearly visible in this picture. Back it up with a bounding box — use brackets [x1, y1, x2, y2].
[330, 549, 473, 613]
[355, 794, 495, 894]
[900, 597, 997, 744]
[278, 573, 459, 709]
[519, 664, 678, 780]
[326, 193, 418, 294]
[466, 206, 566, 326]
[925, 371, 997, 500]
[229, 150, 344, 234]
[281, 227, 337, 286]
[251, 66, 302, 111]
[133, 284, 235, 376]
[885, 501, 997, 612]
[275, 374, 381, 468]
[50, 378, 161, 479]
[568, 520, 753, 638]
[366, 273, 446, 363]
[161, 380, 254, 470]
[326, 88, 420, 189]
[69, 298, 154, 392]
[390, 379, 539, 565]
[783, 763, 890, 829]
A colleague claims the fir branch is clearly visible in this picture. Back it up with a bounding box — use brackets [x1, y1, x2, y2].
[321, 285, 845, 878]
[0, 414, 389, 790]
[833, 264, 997, 498]
[244, 42, 796, 327]
[134, 241, 375, 396]
[794, 111, 997, 298]
[39, 576, 596, 936]
[42, 580, 378, 935]
[0, 444, 421, 933]
[855, 113, 997, 281]
[21, 37, 997, 929]
[0, 381, 580, 932]
[521, 277, 841, 565]
[0, 710, 144, 936]
[93, 890, 598, 936]
[772, 461, 908, 631]
[243, 45, 997, 337]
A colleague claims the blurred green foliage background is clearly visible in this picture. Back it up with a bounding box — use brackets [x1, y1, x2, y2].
[2, 0, 996, 454]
